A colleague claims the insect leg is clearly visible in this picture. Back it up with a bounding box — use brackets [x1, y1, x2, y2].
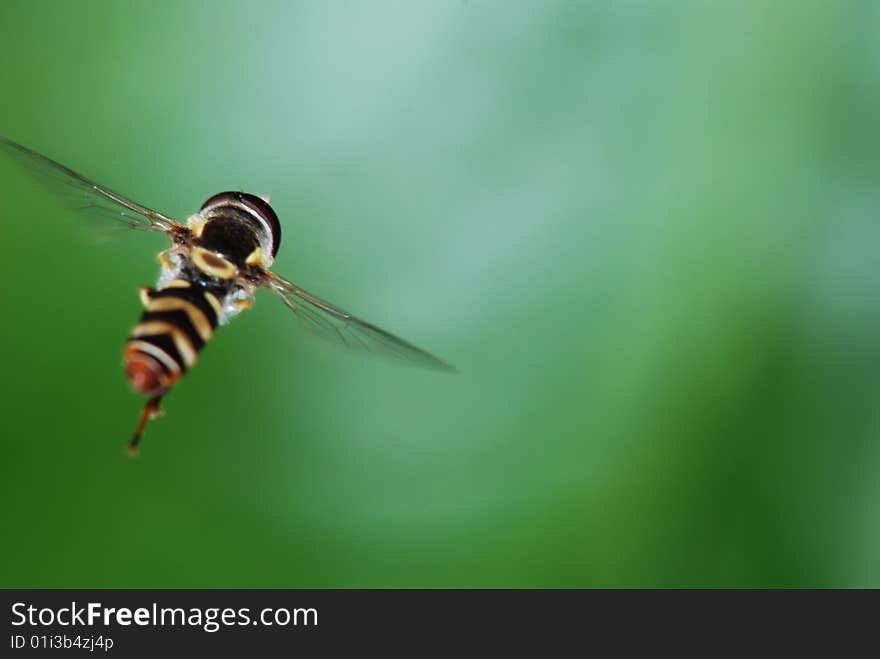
[157, 249, 175, 269]
[127, 395, 164, 456]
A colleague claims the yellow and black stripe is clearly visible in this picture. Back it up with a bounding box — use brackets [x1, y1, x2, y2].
[125, 282, 221, 384]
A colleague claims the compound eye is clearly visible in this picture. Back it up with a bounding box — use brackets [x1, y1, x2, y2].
[239, 193, 281, 258]
[200, 191, 238, 211]
[199, 191, 282, 258]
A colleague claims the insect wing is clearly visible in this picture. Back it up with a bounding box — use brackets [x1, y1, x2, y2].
[0, 135, 179, 233]
[266, 272, 456, 372]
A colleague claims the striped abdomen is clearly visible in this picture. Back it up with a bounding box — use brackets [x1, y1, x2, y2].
[123, 282, 222, 397]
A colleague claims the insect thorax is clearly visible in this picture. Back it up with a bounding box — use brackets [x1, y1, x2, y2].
[197, 215, 261, 266]
[191, 192, 280, 269]
[156, 251, 255, 324]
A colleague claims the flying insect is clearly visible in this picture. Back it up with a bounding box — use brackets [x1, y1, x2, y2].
[0, 136, 455, 454]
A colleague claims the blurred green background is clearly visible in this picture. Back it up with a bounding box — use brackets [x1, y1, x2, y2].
[1, 0, 879, 588]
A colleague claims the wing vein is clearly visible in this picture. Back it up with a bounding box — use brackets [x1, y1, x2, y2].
[0, 135, 180, 234]
[265, 272, 456, 372]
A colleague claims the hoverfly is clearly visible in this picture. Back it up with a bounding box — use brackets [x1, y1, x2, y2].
[0, 136, 455, 454]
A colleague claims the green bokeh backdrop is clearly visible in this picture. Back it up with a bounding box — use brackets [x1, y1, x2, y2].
[2, 1, 880, 588]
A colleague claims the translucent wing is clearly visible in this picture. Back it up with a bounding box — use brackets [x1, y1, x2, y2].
[266, 272, 457, 372]
[0, 135, 180, 233]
